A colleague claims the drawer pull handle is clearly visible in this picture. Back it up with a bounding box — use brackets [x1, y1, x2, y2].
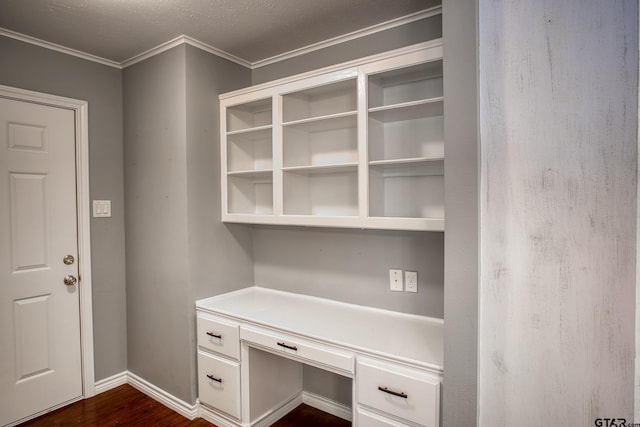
[206, 331, 222, 339]
[206, 374, 222, 383]
[277, 341, 298, 351]
[378, 386, 408, 399]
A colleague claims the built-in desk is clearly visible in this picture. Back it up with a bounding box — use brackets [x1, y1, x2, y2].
[196, 287, 443, 427]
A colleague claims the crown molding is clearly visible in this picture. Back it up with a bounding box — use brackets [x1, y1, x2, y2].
[250, 5, 442, 69]
[0, 27, 122, 69]
[120, 35, 251, 69]
[0, 5, 442, 71]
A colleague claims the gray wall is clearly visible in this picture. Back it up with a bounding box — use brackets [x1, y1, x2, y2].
[124, 46, 192, 402]
[184, 44, 254, 400]
[478, 1, 637, 425]
[0, 35, 127, 382]
[124, 44, 253, 404]
[254, 227, 444, 317]
[442, 1, 479, 426]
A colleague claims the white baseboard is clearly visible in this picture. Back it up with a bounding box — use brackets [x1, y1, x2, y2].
[302, 391, 353, 421]
[94, 371, 197, 420]
[95, 373, 350, 424]
[252, 393, 302, 427]
[127, 372, 198, 420]
[198, 403, 245, 427]
[94, 371, 128, 394]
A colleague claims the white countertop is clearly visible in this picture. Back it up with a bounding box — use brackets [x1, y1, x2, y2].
[196, 286, 443, 372]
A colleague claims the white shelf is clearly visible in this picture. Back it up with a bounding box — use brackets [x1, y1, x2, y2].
[227, 124, 273, 137]
[227, 169, 273, 179]
[282, 163, 358, 175]
[368, 98, 443, 122]
[369, 156, 444, 167]
[220, 41, 445, 231]
[282, 111, 357, 130]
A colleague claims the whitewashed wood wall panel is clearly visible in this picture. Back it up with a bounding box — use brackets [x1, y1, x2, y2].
[479, 0, 637, 425]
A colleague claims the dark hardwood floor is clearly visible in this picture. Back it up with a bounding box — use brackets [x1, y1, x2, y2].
[20, 384, 350, 427]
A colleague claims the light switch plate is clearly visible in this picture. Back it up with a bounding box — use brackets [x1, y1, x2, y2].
[93, 200, 111, 218]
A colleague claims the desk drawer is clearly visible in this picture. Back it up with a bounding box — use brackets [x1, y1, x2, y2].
[357, 357, 440, 427]
[198, 350, 241, 419]
[197, 314, 240, 360]
[240, 325, 354, 374]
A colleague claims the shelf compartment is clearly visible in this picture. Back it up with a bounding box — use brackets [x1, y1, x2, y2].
[283, 114, 357, 168]
[368, 60, 443, 109]
[369, 160, 444, 219]
[283, 170, 358, 217]
[227, 127, 273, 172]
[227, 98, 272, 133]
[227, 175, 273, 215]
[282, 79, 358, 123]
[368, 114, 443, 163]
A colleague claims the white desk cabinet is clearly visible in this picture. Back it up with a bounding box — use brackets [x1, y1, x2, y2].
[196, 287, 443, 427]
[220, 39, 444, 232]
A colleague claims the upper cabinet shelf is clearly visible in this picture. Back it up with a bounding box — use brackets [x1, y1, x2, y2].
[226, 98, 272, 132]
[220, 40, 444, 231]
[282, 78, 358, 123]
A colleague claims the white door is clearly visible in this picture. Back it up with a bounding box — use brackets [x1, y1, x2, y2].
[0, 97, 83, 426]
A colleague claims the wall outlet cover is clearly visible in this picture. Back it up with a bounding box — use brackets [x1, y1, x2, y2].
[389, 269, 403, 291]
[405, 271, 418, 292]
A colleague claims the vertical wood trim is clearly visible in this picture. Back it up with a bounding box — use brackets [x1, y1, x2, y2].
[75, 101, 95, 397]
[636, 2, 640, 417]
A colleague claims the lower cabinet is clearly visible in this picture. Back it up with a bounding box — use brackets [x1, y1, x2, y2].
[196, 290, 443, 427]
[197, 350, 241, 420]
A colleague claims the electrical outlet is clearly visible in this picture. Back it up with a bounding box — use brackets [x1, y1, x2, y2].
[389, 269, 403, 291]
[92, 200, 111, 218]
[405, 271, 418, 293]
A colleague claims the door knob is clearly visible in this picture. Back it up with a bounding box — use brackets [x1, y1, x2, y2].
[63, 255, 75, 265]
[63, 275, 77, 286]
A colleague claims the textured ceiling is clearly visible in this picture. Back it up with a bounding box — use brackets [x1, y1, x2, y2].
[0, 0, 440, 64]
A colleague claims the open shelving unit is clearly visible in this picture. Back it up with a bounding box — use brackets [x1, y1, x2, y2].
[364, 58, 444, 228]
[220, 39, 444, 231]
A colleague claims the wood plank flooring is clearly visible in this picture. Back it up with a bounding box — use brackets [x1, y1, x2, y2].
[19, 384, 351, 427]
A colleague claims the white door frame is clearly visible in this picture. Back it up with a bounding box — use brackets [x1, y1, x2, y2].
[0, 84, 95, 398]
